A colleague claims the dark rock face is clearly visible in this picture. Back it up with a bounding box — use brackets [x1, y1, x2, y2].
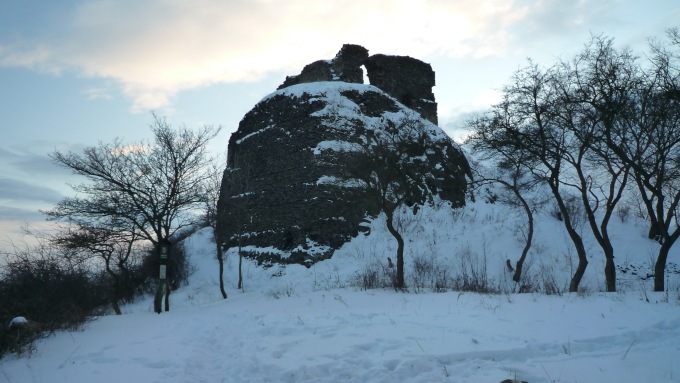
[216, 82, 470, 267]
[277, 44, 438, 124]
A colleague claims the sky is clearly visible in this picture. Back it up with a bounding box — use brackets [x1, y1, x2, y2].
[1, 0, 679, 249]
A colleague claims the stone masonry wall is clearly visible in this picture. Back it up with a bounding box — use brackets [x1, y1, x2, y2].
[277, 44, 438, 124]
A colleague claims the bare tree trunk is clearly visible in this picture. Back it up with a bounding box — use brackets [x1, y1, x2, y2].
[104, 258, 123, 315]
[112, 299, 122, 316]
[583, 201, 618, 292]
[648, 223, 662, 241]
[110, 282, 122, 315]
[385, 210, 405, 289]
[237, 251, 243, 290]
[512, 189, 534, 284]
[654, 232, 680, 291]
[604, 254, 616, 292]
[550, 183, 588, 293]
[654, 245, 669, 292]
[216, 241, 227, 299]
[566, 229, 588, 293]
[111, 299, 122, 315]
[237, 235, 243, 290]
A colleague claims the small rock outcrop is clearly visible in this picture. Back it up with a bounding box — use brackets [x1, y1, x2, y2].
[216, 45, 470, 267]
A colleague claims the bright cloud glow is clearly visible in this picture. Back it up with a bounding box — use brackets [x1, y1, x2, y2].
[110, 144, 150, 155]
[0, 0, 593, 111]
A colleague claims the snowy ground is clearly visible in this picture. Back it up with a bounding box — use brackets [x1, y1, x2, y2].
[2, 200, 679, 383]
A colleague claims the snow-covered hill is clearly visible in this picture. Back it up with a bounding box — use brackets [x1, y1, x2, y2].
[1, 200, 679, 383]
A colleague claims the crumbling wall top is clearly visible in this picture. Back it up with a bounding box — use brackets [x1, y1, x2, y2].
[277, 44, 438, 124]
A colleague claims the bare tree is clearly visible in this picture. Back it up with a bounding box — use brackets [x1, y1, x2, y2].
[465, 124, 542, 285]
[470, 36, 646, 293]
[549, 36, 638, 292]
[604, 29, 680, 291]
[48, 114, 221, 311]
[347, 117, 443, 289]
[218, 152, 253, 291]
[51, 220, 141, 315]
[203, 157, 228, 299]
[470, 62, 591, 292]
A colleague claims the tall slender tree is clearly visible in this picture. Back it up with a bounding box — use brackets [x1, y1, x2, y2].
[203, 157, 229, 299]
[347, 117, 444, 289]
[603, 29, 680, 291]
[465, 126, 542, 285]
[467, 62, 591, 292]
[548, 36, 638, 291]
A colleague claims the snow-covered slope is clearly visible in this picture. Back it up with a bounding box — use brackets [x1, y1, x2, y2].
[1, 200, 679, 383]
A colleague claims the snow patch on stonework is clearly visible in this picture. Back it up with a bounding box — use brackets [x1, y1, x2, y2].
[312, 140, 359, 155]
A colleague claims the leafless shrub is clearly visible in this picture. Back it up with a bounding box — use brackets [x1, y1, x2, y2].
[452, 245, 496, 293]
[411, 254, 434, 293]
[538, 263, 565, 296]
[267, 282, 297, 299]
[351, 260, 395, 290]
[0, 242, 111, 359]
[616, 203, 632, 223]
[409, 254, 452, 293]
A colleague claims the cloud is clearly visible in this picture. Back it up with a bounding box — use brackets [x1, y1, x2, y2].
[0, 206, 56, 251]
[0, 178, 64, 204]
[0, 146, 71, 177]
[0, 0, 620, 111]
[0, 42, 59, 74]
[0, 205, 44, 222]
[83, 87, 114, 101]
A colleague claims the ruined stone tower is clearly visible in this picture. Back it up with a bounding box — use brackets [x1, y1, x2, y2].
[216, 45, 468, 266]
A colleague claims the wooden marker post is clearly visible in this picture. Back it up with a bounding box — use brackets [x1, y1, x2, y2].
[154, 240, 170, 314]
